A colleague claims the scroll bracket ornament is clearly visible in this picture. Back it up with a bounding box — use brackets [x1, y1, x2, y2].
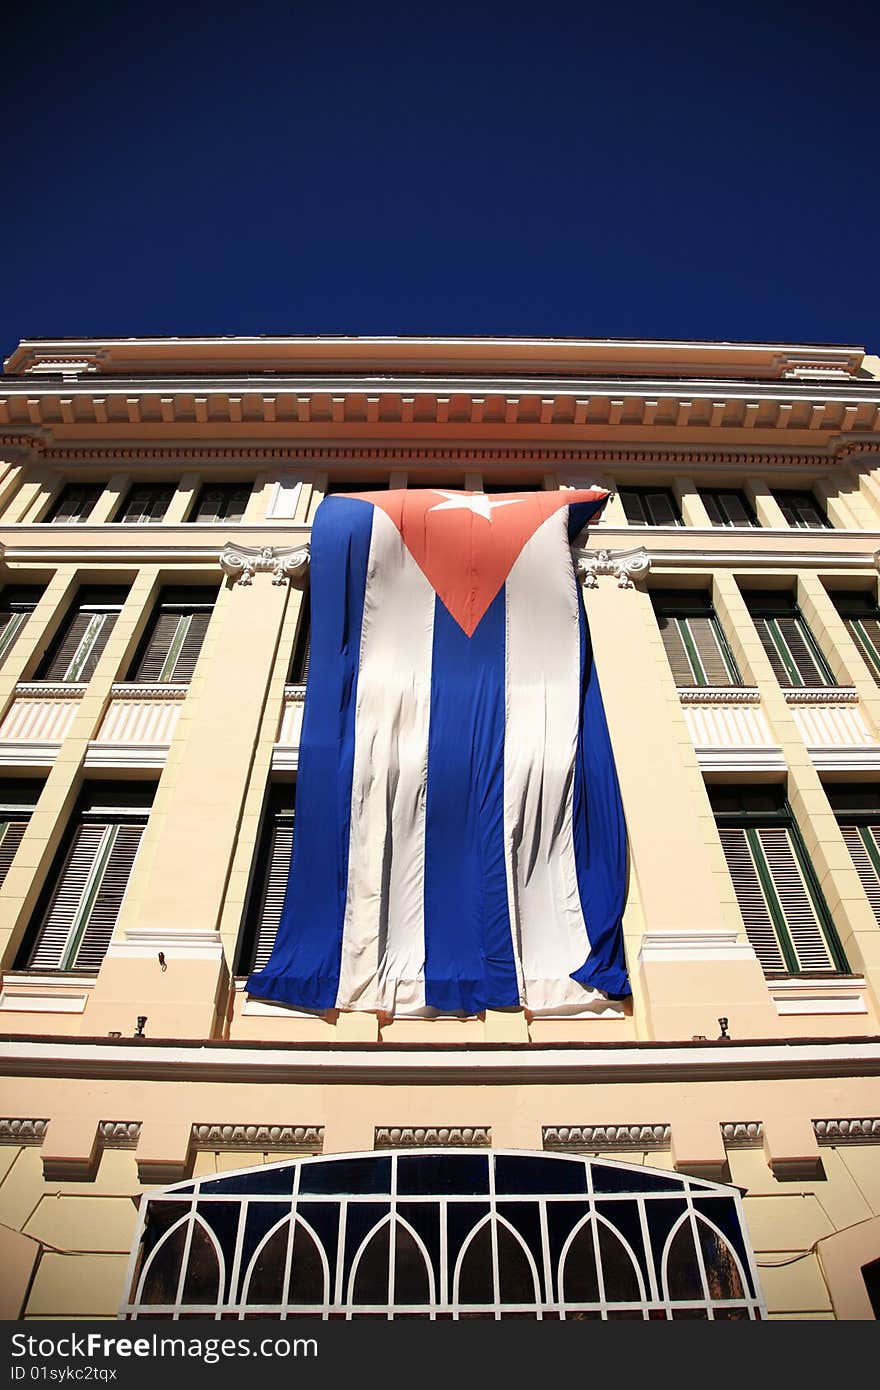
[220, 542, 310, 586]
[576, 545, 651, 589]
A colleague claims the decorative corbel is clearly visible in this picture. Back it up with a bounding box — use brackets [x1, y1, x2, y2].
[220, 542, 310, 586]
[576, 545, 651, 588]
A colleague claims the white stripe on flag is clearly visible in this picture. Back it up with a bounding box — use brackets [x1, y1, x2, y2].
[336, 506, 435, 1011]
[504, 508, 605, 1013]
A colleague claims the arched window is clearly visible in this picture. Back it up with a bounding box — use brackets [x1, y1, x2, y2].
[122, 1151, 764, 1320]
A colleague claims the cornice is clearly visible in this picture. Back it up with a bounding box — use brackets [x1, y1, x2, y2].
[1, 1037, 878, 1085]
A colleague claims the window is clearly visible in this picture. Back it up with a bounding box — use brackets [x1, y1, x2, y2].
[128, 587, 216, 684]
[325, 479, 389, 494]
[699, 489, 758, 528]
[619, 488, 682, 526]
[743, 590, 835, 688]
[289, 605, 311, 685]
[118, 484, 175, 524]
[238, 784, 295, 973]
[44, 483, 103, 524]
[711, 786, 846, 975]
[829, 591, 880, 684]
[0, 586, 43, 668]
[0, 783, 40, 889]
[651, 590, 741, 687]
[188, 483, 251, 523]
[123, 1151, 764, 1320]
[826, 785, 880, 926]
[17, 784, 153, 972]
[36, 588, 128, 683]
[771, 489, 831, 529]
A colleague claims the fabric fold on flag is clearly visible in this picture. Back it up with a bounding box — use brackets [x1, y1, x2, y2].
[247, 487, 630, 1015]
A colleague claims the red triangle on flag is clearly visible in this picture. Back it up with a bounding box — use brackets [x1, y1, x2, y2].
[345, 488, 608, 636]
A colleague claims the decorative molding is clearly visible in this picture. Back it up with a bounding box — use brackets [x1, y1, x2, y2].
[0, 740, 62, 767]
[12, 682, 87, 700]
[0, 985, 89, 1014]
[577, 545, 651, 588]
[543, 1124, 671, 1151]
[109, 683, 188, 700]
[721, 1122, 764, 1148]
[771, 977, 868, 1016]
[282, 684, 307, 702]
[783, 687, 858, 705]
[0, 1118, 48, 1146]
[191, 1123, 323, 1151]
[84, 742, 170, 770]
[220, 541, 310, 586]
[105, 927, 226, 962]
[808, 748, 880, 773]
[678, 687, 761, 705]
[694, 747, 787, 773]
[97, 1121, 142, 1149]
[270, 747, 299, 773]
[638, 929, 761, 964]
[374, 1126, 490, 1148]
[813, 1118, 880, 1145]
[4, 1038, 880, 1086]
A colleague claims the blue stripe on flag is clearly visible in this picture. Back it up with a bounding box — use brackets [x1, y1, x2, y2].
[570, 585, 631, 996]
[246, 496, 374, 1010]
[423, 590, 519, 1012]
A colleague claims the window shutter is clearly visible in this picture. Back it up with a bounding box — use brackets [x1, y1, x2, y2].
[72, 824, 145, 970]
[846, 617, 880, 683]
[169, 612, 210, 682]
[774, 617, 828, 687]
[620, 491, 647, 525]
[47, 484, 101, 524]
[645, 491, 678, 526]
[251, 817, 294, 971]
[754, 828, 836, 971]
[0, 611, 28, 666]
[0, 820, 27, 888]
[657, 617, 697, 685]
[687, 616, 736, 686]
[291, 611, 311, 684]
[133, 613, 182, 682]
[718, 827, 787, 973]
[700, 492, 724, 525]
[774, 493, 798, 526]
[121, 485, 173, 524]
[840, 825, 880, 925]
[220, 484, 250, 522]
[718, 491, 754, 527]
[29, 824, 109, 968]
[773, 491, 828, 529]
[194, 486, 227, 522]
[192, 484, 249, 523]
[41, 611, 93, 681]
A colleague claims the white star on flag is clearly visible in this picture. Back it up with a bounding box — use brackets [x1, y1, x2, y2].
[428, 491, 525, 521]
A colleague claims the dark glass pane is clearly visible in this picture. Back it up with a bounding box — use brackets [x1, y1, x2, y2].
[590, 1162, 682, 1194]
[565, 1310, 602, 1320]
[300, 1156, 391, 1195]
[644, 1200, 688, 1282]
[597, 1221, 641, 1302]
[671, 1308, 709, 1319]
[393, 1222, 432, 1305]
[546, 1201, 588, 1270]
[595, 1200, 649, 1289]
[343, 1204, 389, 1280]
[696, 1220, 745, 1300]
[240, 1201, 291, 1275]
[198, 1165, 297, 1196]
[497, 1222, 538, 1304]
[561, 1221, 600, 1303]
[181, 1221, 221, 1303]
[456, 1221, 494, 1305]
[861, 1256, 880, 1318]
[397, 1153, 489, 1196]
[297, 1203, 340, 1274]
[606, 1310, 645, 1319]
[351, 1222, 390, 1304]
[497, 1202, 543, 1279]
[141, 1222, 187, 1303]
[397, 1203, 441, 1284]
[197, 1202, 242, 1297]
[495, 1153, 586, 1196]
[713, 1308, 751, 1319]
[246, 1224, 288, 1304]
[288, 1221, 327, 1305]
[692, 1196, 752, 1293]
[446, 1203, 490, 1268]
[665, 1219, 703, 1300]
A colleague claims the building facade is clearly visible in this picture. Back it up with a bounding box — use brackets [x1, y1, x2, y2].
[0, 335, 878, 1320]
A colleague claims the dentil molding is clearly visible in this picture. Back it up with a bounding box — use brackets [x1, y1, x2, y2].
[191, 1124, 324, 1151]
[374, 1126, 491, 1148]
[543, 1124, 671, 1150]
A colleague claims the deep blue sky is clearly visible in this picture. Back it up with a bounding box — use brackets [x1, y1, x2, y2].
[3, 0, 879, 358]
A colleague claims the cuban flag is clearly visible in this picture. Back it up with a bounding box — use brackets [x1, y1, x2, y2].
[247, 487, 630, 1016]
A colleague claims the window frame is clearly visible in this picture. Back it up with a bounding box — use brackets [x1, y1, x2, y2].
[16, 783, 154, 974]
[127, 587, 217, 684]
[237, 781, 296, 975]
[618, 487, 683, 527]
[828, 590, 880, 684]
[711, 788, 847, 975]
[43, 482, 103, 525]
[651, 590, 742, 688]
[743, 591, 836, 688]
[698, 489, 758, 528]
[117, 483, 175, 525]
[0, 587, 43, 668]
[36, 588, 129, 684]
[771, 489, 831, 530]
[187, 482, 252, 524]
